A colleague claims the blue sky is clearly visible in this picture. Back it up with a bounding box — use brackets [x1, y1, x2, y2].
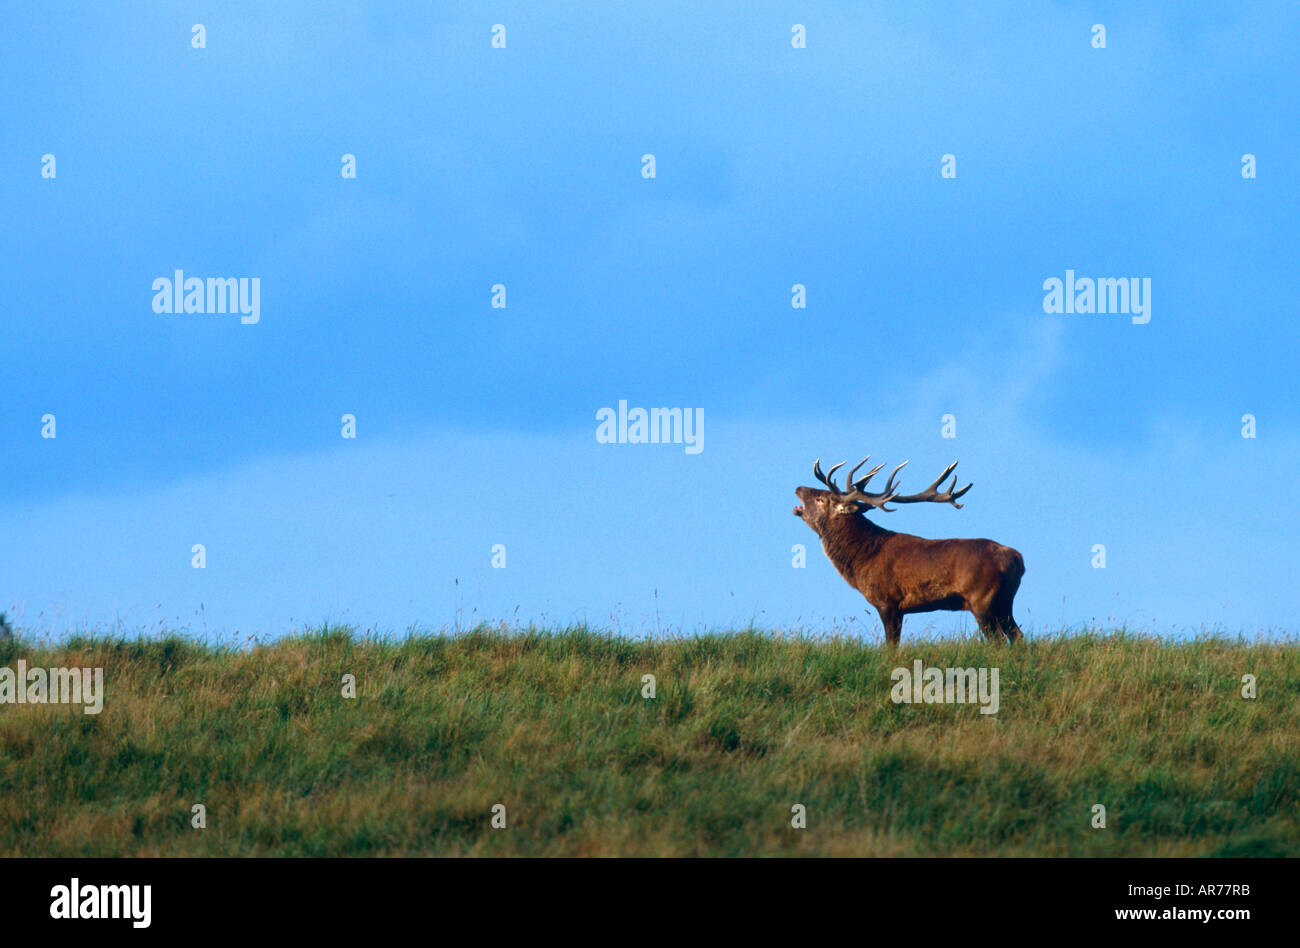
[2, 1, 1296, 641]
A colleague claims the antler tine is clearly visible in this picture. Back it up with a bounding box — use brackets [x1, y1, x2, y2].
[813, 458, 846, 494]
[851, 461, 886, 492]
[882, 460, 909, 496]
[824, 461, 847, 493]
[813, 458, 829, 487]
[948, 475, 973, 508]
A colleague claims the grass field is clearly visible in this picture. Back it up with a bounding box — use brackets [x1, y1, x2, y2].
[1, 627, 1297, 857]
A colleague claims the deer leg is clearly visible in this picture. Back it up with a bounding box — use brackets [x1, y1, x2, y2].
[991, 584, 1022, 642]
[971, 607, 1005, 643]
[993, 561, 1024, 642]
[876, 604, 903, 646]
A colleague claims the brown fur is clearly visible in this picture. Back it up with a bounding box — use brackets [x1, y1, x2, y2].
[795, 486, 1024, 645]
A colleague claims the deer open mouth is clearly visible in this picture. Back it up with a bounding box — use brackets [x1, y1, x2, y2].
[793, 504, 804, 517]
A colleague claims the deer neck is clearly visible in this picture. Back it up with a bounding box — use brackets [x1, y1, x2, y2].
[821, 514, 891, 578]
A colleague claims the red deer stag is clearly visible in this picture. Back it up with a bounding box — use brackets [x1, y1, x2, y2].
[793, 456, 1024, 644]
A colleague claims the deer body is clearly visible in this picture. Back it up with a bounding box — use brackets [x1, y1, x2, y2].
[795, 455, 1024, 645]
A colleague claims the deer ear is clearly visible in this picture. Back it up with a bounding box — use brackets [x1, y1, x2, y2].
[833, 501, 861, 516]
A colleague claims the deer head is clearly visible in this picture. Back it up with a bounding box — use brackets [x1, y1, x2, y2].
[793, 455, 972, 534]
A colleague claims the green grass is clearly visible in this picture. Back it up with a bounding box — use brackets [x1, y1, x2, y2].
[1, 626, 1297, 856]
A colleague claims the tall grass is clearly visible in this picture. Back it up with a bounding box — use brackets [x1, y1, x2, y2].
[0, 626, 1296, 856]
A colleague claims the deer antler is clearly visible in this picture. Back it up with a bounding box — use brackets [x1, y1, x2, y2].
[813, 457, 971, 511]
[885, 461, 972, 508]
